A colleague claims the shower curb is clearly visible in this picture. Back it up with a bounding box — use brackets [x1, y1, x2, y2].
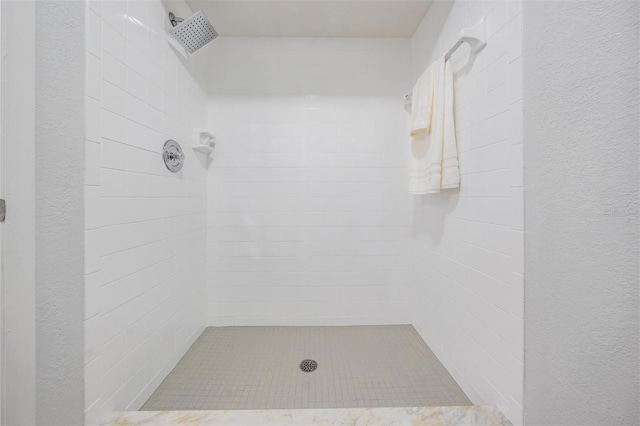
[105, 405, 511, 425]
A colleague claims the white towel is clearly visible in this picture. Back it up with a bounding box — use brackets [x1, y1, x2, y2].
[441, 60, 460, 189]
[410, 65, 434, 137]
[409, 61, 438, 193]
[409, 58, 459, 194]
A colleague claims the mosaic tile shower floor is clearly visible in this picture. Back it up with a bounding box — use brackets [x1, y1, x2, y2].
[142, 325, 471, 411]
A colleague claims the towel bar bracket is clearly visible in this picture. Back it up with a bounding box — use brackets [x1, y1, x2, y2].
[445, 17, 487, 60]
[405, 18, 487, 103]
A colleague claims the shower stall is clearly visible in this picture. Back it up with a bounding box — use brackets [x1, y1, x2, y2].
[84, 0, 524, 423]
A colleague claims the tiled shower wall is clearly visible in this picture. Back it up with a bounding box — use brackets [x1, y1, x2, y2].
[83, 0, 208, 423]
[206, 38, 413, 325]
[410, 1, 524, 424]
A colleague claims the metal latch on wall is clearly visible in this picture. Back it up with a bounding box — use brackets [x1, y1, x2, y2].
[0, 199, 5, 222]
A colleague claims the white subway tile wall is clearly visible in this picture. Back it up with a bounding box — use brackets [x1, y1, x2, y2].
[84, 0, 209, 424]
[206, 38, 414, 326]
[410, 1, 523, 424]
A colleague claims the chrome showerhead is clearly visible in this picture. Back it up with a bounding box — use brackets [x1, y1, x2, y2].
[169, 10, 218, 54]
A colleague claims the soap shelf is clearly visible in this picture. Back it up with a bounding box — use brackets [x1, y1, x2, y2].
[192, 128, 215, 154]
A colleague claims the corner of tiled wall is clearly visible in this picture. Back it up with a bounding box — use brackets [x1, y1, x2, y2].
[84, 0, 209, 423]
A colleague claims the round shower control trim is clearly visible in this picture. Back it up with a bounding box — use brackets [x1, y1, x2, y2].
[163, 139, 185, 173]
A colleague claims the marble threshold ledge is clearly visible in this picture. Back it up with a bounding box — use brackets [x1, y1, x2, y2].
[105, 405, 512, 425]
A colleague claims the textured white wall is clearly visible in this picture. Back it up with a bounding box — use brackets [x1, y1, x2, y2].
[83, 0, 209, 423]
[523, 1, 639, 424]
[35, 1, 86, 423]
[206, 38, 413, 325]
[409, 1, 524, 424]
[2, 1, 37, 423]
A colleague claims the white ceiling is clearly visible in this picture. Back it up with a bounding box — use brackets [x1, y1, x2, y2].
[184, 0, 433, 38]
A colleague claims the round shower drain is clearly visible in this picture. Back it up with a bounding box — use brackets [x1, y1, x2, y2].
[299, 359, 318, 373]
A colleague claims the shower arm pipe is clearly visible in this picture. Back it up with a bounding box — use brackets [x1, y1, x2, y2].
[169, 12, 183, 27]
[404, 18, 486, 102]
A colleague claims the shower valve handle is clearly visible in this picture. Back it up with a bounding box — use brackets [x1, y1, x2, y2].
[165, 151, 184, 162]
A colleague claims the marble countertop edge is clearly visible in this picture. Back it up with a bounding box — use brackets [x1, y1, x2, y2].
[105, 405, 512, 426]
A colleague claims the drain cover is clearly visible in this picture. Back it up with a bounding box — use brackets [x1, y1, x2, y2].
[299, 359, 318, 373]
